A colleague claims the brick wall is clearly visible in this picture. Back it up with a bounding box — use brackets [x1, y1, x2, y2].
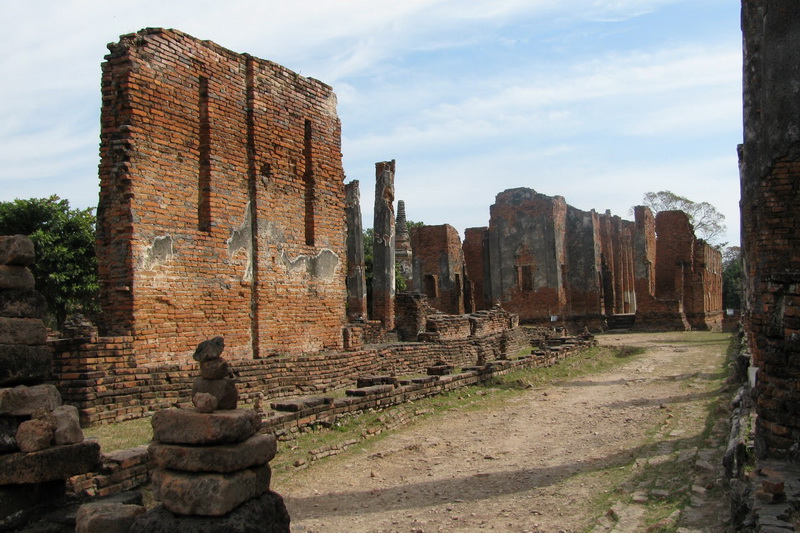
[410, 224, 467, 315]
[463, 227, 489, 309]
[96, 28, 346, 363]
[51, 306, 527, 425]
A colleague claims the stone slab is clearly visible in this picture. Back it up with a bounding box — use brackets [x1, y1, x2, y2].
[76, 502, 146, 533]
[191, 377, 238, 410]
[0, 317, 47, 345]
[0, 289, 47, 319]
[16, 418, 54, 452]
[0, 236, 35, 267]
[0, 439, 101, 485]
[149, 434, 277, 473]
[0, 344, 52, 386]
[193, 336, 224, 362]
[152, 465, 271, 516]
[129, 490, 290, 533]
[0, 266, 35, 291]
[0, 384, 62, 416]
[53, 404, 84, 445]
[151, 408, 261, 445]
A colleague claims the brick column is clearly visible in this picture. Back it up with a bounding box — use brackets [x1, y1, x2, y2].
[345, 181, 367, 321]
[372, 161, 396, 329]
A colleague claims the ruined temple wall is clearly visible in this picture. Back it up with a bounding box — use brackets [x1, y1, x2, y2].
[740, 0, 800, 459]
[597, 212, 636, 316]
[463, 227, 489, 310]
[564, 206, 604, 325]
[96, 29, 345, 362]
[410, 224, 466, 315]
[655, 211, 694, 301]
[486, 188, 567, 323]
[685, 241, 723, 331]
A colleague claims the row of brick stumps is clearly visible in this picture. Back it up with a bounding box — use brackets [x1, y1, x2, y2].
[0, 235, 103, 531]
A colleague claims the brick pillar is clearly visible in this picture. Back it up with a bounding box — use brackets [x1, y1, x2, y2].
[395, 200, 413, 286]
[741, 0, 800, 459]
[345, 181, 367, 321]
[372, 161, 396, 329]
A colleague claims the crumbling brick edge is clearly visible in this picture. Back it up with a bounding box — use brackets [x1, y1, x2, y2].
[67, 338, 594, 499]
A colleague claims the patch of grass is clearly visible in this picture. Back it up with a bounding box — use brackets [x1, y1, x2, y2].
[85, 416, 152, 452]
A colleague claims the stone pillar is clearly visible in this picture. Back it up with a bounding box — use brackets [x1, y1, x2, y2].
[372, 160, 396, 329]
[741, 0, 800, 459]
[394, 200, 413, 287]
[345, 181, 367, 321]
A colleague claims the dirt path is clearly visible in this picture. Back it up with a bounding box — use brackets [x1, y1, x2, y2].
[277, 332, 734, 532]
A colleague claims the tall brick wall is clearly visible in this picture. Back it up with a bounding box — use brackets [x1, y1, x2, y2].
[463, 227, 489, 310]
[740, 0, 800, 459]
[96, 28, 346, 362]
[410, 224, 467, 315]
[565, 206, 604, 327]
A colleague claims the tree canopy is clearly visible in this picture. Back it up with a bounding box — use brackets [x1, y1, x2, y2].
[722, 245, 743, 310]
[640, 190, 727, 244]
[0, 196, 99, 327]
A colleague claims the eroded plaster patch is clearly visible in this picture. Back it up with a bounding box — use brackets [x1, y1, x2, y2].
[141, 235, 174, 270]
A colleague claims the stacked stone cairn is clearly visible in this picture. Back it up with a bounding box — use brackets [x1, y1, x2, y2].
[130, 336, 290, 532]
[0, 235, 101, 530]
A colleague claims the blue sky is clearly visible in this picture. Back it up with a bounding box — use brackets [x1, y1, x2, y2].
[0, 0, 742, 245]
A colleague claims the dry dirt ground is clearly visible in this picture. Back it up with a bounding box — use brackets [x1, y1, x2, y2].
[277, 332, 735, 533]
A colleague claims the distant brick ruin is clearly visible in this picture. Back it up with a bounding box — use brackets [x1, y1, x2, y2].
[413, 188, 722, 332]
[740, 0, 800, 461]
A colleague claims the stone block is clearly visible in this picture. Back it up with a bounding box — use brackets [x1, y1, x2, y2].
[200, 357, 230, 379]
[53, 404, 84, 445]
[0, 289, 47, 319]
[0, 236, 35, 267]
[0, 440, 101, 484]
[0, 265, 35, 291]
[129, 490, 290, 533]
[0, 317, 47, 345]
[193, 336, 224, 362]
[149, 433, 277, 473]
[151, 408, 261, 445]
[76, 502, 146, 533]
[192, 392, 218, 413]
[16, 418, 54, 452]
[0, 384, 62, 416]
[0, 344, 52, 386]
[192, 377, 237, 409]
[151, 464, 271, 516]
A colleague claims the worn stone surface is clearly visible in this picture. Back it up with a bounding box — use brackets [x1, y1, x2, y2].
[149, 434, 277, 473]
[191, 377, 238, 410]
[199, 357, 229, 380]
[16, 418, 54, 452]
[0, 384, 62, 416]
[0, 317, 47, 345]
[151, 408, 260, 445]
[0, 289, 47, 319]
[0, 416, 18, 452]
[0, 344, 52, 386]
[0, 440, 101, 484]
[0, 236, 35, 267]
[76, 502, 146, 533]
[52, 404, 84, 445]
[192, 392, 218, 413]
[129, 490, 290, 533]
[152, 465, 271, 516]
[193, 337, 225, 362]
[0, 265, 35, 291]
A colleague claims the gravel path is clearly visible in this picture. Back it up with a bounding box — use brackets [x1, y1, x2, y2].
[277, 332, 734, 532]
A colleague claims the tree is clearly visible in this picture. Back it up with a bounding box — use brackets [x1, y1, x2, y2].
[0, 196, 99, 328]
[640, 190, 727, 244]
[722, 246, 743, 310]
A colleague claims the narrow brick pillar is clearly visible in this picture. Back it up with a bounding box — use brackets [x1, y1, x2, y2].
[395, 200, 413, 286]
[372, 161, 396, 329]
[741, 0, 800, 459]
[345, 181, 367, 321]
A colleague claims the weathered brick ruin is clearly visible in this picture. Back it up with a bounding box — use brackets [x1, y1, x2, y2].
[97, 28, 346, 361]
[410, 224, 471, 315]
[740, 0, 800, 461]
[455, 188, 722, 331]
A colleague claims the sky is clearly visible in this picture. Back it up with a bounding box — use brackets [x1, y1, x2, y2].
[0, 0, 743, 246]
